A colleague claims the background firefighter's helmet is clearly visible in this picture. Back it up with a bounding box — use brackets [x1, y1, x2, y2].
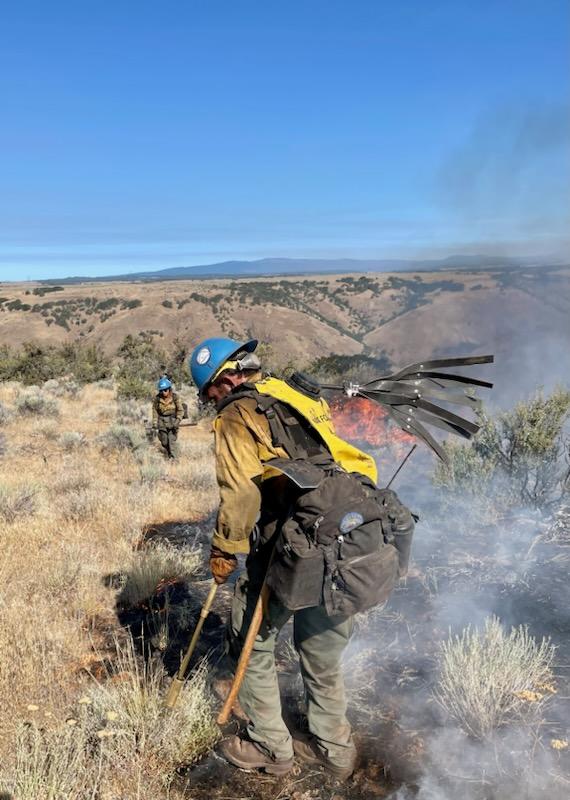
[157, 377, 172, 391]
[189, 337, 258, 396]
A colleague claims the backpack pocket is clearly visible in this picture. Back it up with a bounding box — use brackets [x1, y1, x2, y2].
[266, 523, 325, 611]
[324, 542, 399, 617]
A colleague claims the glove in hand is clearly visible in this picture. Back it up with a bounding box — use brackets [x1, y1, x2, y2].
[209, 546, 238, 585]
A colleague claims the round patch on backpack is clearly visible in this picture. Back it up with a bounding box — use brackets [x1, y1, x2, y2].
[339, 511, 364, 534]
[196, 347, 211, 365]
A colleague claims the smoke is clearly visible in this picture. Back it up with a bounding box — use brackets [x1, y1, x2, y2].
[438, 101, 570, 246]
[388, 723, 569, 799]
[338, 399, 570, 799]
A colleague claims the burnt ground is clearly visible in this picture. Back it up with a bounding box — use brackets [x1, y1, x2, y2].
[109, 500, 570, 800]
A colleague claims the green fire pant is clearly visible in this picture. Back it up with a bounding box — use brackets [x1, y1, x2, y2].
[227, 563, 356, 767]
[157, 423, 178, 456]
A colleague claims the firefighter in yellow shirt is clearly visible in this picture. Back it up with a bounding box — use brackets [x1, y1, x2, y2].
[189, 337, 374, 780]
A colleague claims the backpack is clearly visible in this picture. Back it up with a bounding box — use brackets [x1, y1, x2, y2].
[265, 457, 415, 616]
[220, 374, 416, 617]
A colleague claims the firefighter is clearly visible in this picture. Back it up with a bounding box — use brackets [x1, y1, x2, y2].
[189, 337, 377, 779]
[152, 377, 184, 459]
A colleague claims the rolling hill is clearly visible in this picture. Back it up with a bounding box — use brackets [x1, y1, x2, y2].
[1, 264, 568, 403]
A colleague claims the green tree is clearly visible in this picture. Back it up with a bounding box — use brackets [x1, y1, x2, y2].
[115, 333, 165, 400]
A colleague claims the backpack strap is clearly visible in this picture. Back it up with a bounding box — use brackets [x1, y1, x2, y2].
[218, 385, 330, 461]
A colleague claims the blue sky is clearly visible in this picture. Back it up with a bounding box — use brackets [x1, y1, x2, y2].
[0, 1, 568, 280]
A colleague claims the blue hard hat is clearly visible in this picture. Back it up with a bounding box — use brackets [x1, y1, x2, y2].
[157, 377, 172, 391]
[189, 337, 258, 396]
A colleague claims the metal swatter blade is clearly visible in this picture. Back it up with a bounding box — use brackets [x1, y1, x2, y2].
[322, 354, 494, 461]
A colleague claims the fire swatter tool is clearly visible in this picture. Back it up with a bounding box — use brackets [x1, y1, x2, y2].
[164, 581, 218, 710]
[322, 354, 494, 463]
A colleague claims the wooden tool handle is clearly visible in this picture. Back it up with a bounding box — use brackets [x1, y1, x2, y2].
[164, 581, 218, 710]
[217, 584, 268, 725]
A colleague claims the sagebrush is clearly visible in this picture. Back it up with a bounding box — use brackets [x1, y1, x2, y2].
[435, 616, 555, 739]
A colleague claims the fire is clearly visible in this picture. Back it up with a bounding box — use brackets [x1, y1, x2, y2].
[330, 396, 415, 456]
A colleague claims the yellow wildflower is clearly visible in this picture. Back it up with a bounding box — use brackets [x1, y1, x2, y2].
[550, 739, 568, 751]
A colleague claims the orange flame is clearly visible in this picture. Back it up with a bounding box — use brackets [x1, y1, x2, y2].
[330, 396, 415, 457]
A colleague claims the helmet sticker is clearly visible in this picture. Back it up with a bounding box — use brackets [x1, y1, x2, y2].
[339, 511, 364, 534]
[196, 347, 211, 366]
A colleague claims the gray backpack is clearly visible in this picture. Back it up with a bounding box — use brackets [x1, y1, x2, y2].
[265, 457, 415, 616]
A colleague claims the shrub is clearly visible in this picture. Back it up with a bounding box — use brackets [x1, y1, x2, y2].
[434, 616, 555, 739]
[37, 421, 60, 441]
[59, 343, 112, 384]
[115, 334, 188, 399]
[0, 401, 11, 426]
[121, 298, 142, 309]
[307, 352, 391, 384]
[15, 389, 59, 418]
[99, 424, 146, 454]
[139, 459, 167, 485]
[434, 387, 570, 513]
[31, 285, 64, 296]
[116, 375, 150, 401]
[0, 484, 38, 523]
[116, 399, 147, 424]
[95, 297, 119, 311]
[54, 470, 91, 494]
[0, 341, 111, 385]
[44, 378, 81, 398]
[58, 488, 98, 522]
[58, 432, 88, 452]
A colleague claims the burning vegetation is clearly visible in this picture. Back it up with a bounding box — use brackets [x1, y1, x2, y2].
[331, 395, 416, 456]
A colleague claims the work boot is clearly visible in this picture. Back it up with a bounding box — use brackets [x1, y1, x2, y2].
[212, 677, 250, 722]
[293, 733, 357, 781]
[218, 735, 294, 776]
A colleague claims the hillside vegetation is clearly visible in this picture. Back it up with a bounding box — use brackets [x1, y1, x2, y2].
[1, 266, 568, 400]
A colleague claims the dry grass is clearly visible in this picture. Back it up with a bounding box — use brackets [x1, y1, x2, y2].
[119, 541, 203, 609]
[0, 634, 219, 799]
[89, 633, 219, 783]
[0, 482, 38, 523]
[0, 380, 219, 797]
[435, 616, 556, 739]
[3, 720, 102, 800]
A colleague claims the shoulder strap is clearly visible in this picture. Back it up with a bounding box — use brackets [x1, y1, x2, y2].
[253, 393, 330, 460]
[217, 385, 330, 460]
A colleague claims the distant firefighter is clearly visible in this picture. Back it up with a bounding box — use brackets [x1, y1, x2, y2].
[152, 377, 184, 459]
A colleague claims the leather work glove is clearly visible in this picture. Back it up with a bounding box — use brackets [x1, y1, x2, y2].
[209, 546, 238, 585]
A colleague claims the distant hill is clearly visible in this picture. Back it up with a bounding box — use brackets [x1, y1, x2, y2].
[41, 254, 555, 284]
[1, 264, 568, 404]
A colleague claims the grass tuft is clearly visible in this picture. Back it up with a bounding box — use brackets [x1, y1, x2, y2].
[89, 633, 219, 780]
[3, 720, 101, 800]
[119, 541, 203, 609]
